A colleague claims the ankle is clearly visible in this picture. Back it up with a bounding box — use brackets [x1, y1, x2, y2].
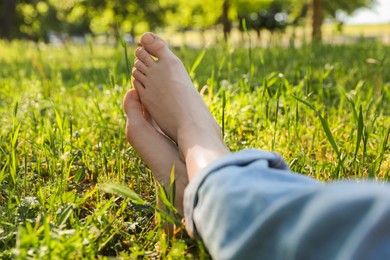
[185, 145, 231, 180]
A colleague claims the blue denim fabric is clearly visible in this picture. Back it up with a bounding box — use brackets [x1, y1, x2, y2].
[184, 149, 390, 260]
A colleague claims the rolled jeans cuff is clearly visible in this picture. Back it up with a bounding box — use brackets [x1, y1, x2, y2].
[183, 149, 289, 237]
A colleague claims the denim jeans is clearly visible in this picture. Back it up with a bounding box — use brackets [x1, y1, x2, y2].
[184, 149, 390, 260]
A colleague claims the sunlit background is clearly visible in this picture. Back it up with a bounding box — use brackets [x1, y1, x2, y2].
[0, 1, 389, 259]
[0, 0, 389, 46]
[345, 0, 390, 24]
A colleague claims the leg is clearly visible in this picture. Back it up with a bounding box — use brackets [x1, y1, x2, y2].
[123, 88, 188, 216]
[132, 32, 230, 180]
[185, 149, 390, 259]
[131, 32, 390, 260]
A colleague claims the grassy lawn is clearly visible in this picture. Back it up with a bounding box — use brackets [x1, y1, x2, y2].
[0, 38, 389, 258]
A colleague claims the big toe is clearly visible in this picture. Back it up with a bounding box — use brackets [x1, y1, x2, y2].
[123, 89, 154, 134]
[123, 89, 146, 128]
[140, 32, 174, 59]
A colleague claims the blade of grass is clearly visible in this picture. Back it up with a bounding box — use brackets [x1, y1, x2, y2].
[10, 123, 21, 185]
[353, 105, 364, 163]
[293, 96, 340, 158]
[119, 34, 130, 84]
[222, 90, 226, 138]
[57, 204, 74, 226]
[189, 49, 206, 77]
[155, 182, 178, 215]
[99, 183, 145, 205]
[317, 115, 340, 158]
[375, 128, 390, 176]
[272, 86, 281, 150]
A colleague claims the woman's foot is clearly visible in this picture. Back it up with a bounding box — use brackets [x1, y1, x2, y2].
[123, 88, 188, 216]
[132, 32, 231, 179]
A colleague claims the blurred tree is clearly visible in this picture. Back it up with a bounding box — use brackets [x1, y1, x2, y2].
[222, 0, 268, 40]
[83, 0, 166, 40]
[237, 0, 290, 38]
[235, 0, 377, 42]
[222, 0, 231, 40]
[0, 0, 17, 39]
[310, 0, 323, 42]
[161, 0, 271, 40]
[308, 0, 377, 41]
[161, 0, 222, 31]
[0, 0, 378, 42]
[17, 1, 63, 41]
[0, 0, 165, 41]
[0, 0, 87, 41]
[49, 0, 90, 36]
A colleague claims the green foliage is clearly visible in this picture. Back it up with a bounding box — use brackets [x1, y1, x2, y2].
[0, 39, 389, 258]
[85, 0, 165, 36]
[162, 0, 224, 30]
[0, 0, 380, 41]
[2, 0, 166, 40]
[324, 0, 377, 17]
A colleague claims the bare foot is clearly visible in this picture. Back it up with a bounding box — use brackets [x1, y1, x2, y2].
[123, 88, 188, 216]
[132, 32, 231, 179]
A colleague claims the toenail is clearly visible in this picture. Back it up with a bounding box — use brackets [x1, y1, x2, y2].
[142, 33, 155, 45]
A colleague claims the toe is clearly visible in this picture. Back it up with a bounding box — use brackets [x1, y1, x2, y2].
[141, 103, 153, 124]
[123, 89, 145, 126]
[135, 47, 155, 66]
[124, 89, 156, 144]
[134, 58, 148, 74]
[123, 89, 157, 139]
[132, 77, 145, 96]
[132, 67, 147, 82]
[140, 32, 174, 59]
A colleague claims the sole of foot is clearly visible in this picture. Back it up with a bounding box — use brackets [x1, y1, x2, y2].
[123, 88, 188, 216]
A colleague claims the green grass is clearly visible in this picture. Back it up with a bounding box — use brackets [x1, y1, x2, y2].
[0, 38, 389, 258]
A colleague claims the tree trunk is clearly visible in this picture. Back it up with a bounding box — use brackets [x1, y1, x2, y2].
[222, 0, 231, 41]
[0, 0, 17, 39]
[311, 0, 323, 42]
